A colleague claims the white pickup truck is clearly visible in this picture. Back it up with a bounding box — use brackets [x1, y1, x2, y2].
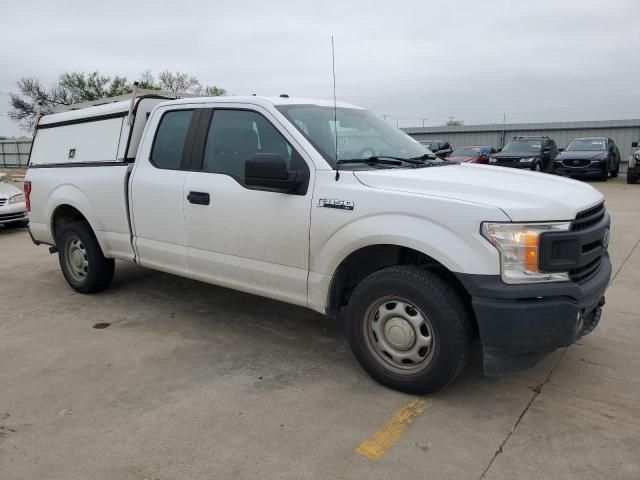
[25, 93, 611, 393]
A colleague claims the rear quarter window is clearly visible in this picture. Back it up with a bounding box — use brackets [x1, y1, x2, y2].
[150, 110, 193, 170]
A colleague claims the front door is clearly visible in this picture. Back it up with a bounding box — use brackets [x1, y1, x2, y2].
[183, 107, 313, 307]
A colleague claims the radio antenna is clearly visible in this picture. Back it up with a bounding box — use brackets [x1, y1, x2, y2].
[332, 35, 340, 181]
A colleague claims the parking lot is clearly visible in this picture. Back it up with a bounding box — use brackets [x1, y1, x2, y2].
[0, 177, 638, 480]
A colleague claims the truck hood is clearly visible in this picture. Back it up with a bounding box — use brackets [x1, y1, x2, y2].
[353, 163, 604, 222]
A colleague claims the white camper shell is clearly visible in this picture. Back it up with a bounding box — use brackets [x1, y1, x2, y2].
[29, 97, 168, 166]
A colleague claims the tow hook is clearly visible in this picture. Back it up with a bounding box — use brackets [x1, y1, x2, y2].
[49, 246, 58, 254]
[598, 296, 606, 307]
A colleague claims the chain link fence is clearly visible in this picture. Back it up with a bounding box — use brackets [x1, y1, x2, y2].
[0, 140, 32, 167]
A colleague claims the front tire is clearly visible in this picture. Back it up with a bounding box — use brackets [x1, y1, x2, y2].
[345, 266, 471, 394]
[610, 164, 619, 178]
[628, 168, 638, 184]
[57, 221, 115, 293]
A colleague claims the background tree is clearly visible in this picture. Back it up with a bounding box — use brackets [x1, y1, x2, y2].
[158, 70, 200, 95]
[445, 119, 464, 127]
[9, 70, 227, 131]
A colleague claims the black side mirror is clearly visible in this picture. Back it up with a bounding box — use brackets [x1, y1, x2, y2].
[497, 147, 502, 152]
[245, 153, 304, 194]
[559, 147, 565, 152]
[632, 142, 639, 148]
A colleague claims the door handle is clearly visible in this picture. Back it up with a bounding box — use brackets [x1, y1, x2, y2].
[187, 191, 210, 205]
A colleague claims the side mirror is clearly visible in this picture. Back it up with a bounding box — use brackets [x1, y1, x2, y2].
[497, 147, 502, 152]
[632, 142, 639, 148]
[559, 147, 565, 152]
[245, 153, 304, 194]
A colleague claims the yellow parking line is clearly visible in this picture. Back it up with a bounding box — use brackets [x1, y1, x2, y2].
[356, 398, 431, 460]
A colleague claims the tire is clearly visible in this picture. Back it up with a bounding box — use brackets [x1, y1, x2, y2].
[600, 168, 608, 181]
[56, 221, 115, 293]
[628, 168, 638, 184]
[345, 265, 471, 394]
[611, 161, 619, 178]
[533, 162, 542, 172]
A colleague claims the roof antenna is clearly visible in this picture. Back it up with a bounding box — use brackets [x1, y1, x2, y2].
[332, 35, 340, 181]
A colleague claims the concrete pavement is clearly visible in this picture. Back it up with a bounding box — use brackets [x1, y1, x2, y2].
[0, 178, 638, 479]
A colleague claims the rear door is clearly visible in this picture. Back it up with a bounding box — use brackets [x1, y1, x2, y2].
[183, 105, 314, 307]
[129, 106, 199, 276]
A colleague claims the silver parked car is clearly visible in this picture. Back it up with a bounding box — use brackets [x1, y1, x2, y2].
[0, 173, 28, 227]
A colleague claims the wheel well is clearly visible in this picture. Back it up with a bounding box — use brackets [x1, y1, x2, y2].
[327, 244, 476, 331]
[51, 205, 90, 241]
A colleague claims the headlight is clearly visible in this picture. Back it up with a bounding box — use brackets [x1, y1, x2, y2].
[519, 157, 536, 163]
[482, 222, 571, 284]
[9, 193, 25, 204]
[634, 152, 640, 161]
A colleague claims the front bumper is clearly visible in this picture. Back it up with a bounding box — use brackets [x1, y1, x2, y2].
[0, 203, 28, 225]
[456, 253, 611, 375]
[491, 162, 534, 169]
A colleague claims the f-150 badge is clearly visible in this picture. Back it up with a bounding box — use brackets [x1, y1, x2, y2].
[318, 198, 354, 211]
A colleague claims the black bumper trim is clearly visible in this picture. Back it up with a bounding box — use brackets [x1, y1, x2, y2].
[456, 253, 611, 376]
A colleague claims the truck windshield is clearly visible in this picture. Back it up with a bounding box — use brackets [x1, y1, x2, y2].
[502, 140, 542, 153]
[275, 105, 430, 168]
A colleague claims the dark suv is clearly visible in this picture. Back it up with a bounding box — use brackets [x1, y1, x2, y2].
[554, 137, 620, 181]
[488, 136, 558, 172]
[419, 139, 453, 158]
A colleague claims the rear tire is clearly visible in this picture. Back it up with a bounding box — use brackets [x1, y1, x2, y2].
[345, 266, 471, 394]
[56, 221, 114, 293]
[628, 168, 638, 184]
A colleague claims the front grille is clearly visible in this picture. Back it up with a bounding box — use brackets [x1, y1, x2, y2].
[570, 256, 601, 283]
[570, 203, 606, 283]
[563, 159, 591, 168]
[0, 212, 26, 221]
[572, 203, 605, 231]
[0, 198, 6, 206]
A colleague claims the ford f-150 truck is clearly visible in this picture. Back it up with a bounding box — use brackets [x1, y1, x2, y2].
[25, 91, 611, 393]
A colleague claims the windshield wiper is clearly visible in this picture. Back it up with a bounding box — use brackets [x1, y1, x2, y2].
[337, 155, 453, 169]
[410, 153, 440, 161]
[337, 156, 405, 166]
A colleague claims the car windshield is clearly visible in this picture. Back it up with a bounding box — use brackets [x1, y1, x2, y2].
[501, 140, 543, 153]
[566, 139, 607, 151]
[451, 147, 483, 157]
[275, 105, 430, 168]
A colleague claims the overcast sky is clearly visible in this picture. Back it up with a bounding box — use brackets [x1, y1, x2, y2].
[1, 0, 639, 136]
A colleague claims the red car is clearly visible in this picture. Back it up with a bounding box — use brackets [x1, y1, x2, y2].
[447, 145, 496, 164]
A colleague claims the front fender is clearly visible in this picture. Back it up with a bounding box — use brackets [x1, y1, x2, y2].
[312, 213, 501, 277]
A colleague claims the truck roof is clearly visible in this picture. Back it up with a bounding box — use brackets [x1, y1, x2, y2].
[38, 95, 364, 126]
[156, 96, 364, 109]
